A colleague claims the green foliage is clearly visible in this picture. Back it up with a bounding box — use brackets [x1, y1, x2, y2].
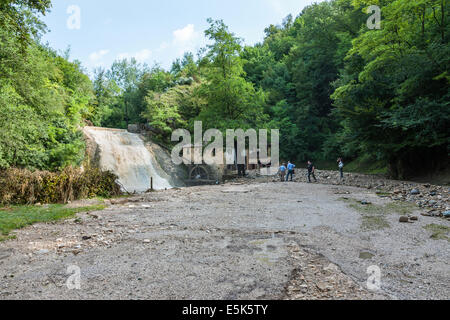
[332, 0, 449, 178]
[0, 21, 93, 170]
[0, 0, 51, 48]
[196, 19, 268, 132]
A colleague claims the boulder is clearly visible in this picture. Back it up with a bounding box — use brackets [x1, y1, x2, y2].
[399, 216, 409, 223]
[127, 124, 140, 133]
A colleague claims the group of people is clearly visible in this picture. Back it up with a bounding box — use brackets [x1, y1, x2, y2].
[279, 158, 345, 182]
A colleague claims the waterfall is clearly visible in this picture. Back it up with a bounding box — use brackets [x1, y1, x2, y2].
[84, 127, 172, 193]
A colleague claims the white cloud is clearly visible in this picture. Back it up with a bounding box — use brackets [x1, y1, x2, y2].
[151, 24, 205, 68]
[173, 24, 199, 46]
[89, 49, 110, 66]
[166, 24, 204, 58]
[117, 49, 152, 63]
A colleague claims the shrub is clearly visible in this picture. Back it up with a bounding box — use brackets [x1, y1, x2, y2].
[0, 166, 121, 205]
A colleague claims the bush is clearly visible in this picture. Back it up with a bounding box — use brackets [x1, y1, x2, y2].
[0, 166, 121, 205]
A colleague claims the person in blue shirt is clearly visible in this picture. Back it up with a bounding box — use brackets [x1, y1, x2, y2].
[279, 163, 287, 182]
[286, 161, 296, 182]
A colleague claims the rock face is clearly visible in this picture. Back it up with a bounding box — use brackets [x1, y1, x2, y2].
[142, 137, 187, 188]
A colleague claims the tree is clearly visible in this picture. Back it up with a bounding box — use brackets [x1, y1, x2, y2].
[332, 0, 449, 178]
[197, 19, 267, 131]
[0, 0, 51, 47]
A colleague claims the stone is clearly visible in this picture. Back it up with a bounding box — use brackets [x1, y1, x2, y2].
[110, 198, 129, 205]
[410, 189, 420, 195]
[409, 216, 419, 221]
[127, 124, 140, 133]
[399, 216, 409, 223]
[443, 211, 450, 218]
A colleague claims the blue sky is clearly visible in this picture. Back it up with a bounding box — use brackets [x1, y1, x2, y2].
[41, 0, 321, 73]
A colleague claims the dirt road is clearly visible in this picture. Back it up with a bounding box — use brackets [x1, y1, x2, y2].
[0, 181, 449, 300]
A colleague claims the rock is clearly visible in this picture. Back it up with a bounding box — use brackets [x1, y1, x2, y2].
[143, 239, 151, 243]
[110, 198, 129, 205]
[409, 216, 419, 221]
[361, 201, 372, 205]
[443, 211, 450, 218]
[36, 249, 49, 255]
[316, 282, 328, 292]
[127, 124, 140, 133]
[82, 236, 92, 241]
[399, 216, 409, 223]
[410, 189, 420, 195]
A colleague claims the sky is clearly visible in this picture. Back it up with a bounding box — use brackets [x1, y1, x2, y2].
[41, 0, 321, 73]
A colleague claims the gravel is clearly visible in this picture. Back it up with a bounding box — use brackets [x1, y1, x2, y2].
[0, 180, 449, 300]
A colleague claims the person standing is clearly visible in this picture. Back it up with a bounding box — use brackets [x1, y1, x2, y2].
[307, 161, 317, 183]
[338, 158, 344, 179]
[286, 161, 296, 182]
[279, 163, 287, 182]
[238, 164, 246, 177]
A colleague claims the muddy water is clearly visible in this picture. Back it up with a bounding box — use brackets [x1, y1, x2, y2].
[84, 127, 172, 193]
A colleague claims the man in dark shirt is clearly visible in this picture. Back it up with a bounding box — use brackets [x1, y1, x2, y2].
[307, 161, 317, 183]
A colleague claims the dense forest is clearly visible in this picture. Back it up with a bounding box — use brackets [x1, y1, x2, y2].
[1, 0, 449, 179]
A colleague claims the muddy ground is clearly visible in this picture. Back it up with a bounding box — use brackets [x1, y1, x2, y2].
[0, 180, 449, 300]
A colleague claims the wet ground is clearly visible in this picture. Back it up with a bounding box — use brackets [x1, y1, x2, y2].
[0, 181, 449, 300]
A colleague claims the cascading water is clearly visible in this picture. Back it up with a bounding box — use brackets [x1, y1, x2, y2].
[84, 127, 172, 193]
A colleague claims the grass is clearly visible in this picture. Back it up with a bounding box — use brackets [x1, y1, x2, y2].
[385, 202, 418, 215]
[339, 198, 418, 231]
[0, 204, 105, 241]
[339, 198, 390, 231]
[344, 155, 388, 175]
[424, 224, 450, 242]
[309, 156, 388, 176]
